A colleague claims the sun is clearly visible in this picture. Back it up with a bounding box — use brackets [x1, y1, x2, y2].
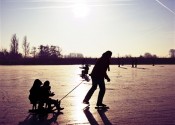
[72, 3, 90, 18]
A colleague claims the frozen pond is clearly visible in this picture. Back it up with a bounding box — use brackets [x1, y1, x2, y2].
[0, 65, 175, 125]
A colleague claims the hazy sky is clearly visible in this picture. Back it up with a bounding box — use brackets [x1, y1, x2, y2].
[0, 0, 175, 57]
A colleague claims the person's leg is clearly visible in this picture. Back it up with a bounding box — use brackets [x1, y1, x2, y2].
[32, 103, 36, 110]
[50, 99, 64, 110]
[97, 79, 106, 106]
[83, 77, 98, 104]
[46, 99, 52, 110]
[38, 101, 44, 110]
[56, 100, 64, 110]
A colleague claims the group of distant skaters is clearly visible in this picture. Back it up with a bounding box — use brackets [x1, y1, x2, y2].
[29, 50, 112, 111]
[29, 79, 64, 111]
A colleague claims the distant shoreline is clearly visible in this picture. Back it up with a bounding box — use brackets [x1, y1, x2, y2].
[0, 57, 175, 65]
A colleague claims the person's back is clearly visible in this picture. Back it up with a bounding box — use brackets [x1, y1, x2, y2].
[40, 81, 53, 102]
[29, 79, 42, 109]
[91, 54, 110, 79]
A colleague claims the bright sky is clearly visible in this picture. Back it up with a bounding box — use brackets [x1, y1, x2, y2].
[0, 0, 175, 57]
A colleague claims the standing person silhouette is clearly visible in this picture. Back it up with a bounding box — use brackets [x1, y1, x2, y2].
[83, 51, 112, 107]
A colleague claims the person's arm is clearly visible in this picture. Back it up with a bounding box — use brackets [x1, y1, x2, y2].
[48, 86, 55, 96]
[104, 73, 110, 82]
[107, 66, 110, 71]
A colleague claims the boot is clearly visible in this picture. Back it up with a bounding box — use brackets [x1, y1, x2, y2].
[56, 100, 64, 110]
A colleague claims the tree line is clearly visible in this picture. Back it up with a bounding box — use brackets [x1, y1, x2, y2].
[0, 34, 63, 59]
[0, 34, 175, 65]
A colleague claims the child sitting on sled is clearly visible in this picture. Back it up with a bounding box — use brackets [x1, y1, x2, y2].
[39, 80, 64, 111]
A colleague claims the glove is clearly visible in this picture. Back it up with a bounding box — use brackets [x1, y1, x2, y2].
[106, 78, 110, 82]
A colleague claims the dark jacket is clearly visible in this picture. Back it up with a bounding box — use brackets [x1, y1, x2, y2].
[29, 86, 41, 104]
[90, 57, 110, 79]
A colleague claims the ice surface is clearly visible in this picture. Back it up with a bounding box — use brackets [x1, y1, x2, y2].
[0, 65, 175, 125]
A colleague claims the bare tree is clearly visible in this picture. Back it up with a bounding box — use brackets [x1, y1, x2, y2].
[169, 49, 175, 58]
[38, 45, 62, 58]
[0, 49, 8, 58]
[141, 52, 157, 58]
[50, 45, 62, 58]
[31, 47, 37, 58]
[143, 53, 152, 58]
[38, 45, 50, 58]
[10, 34, 19, 54]
[22, 36, 30, 58]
